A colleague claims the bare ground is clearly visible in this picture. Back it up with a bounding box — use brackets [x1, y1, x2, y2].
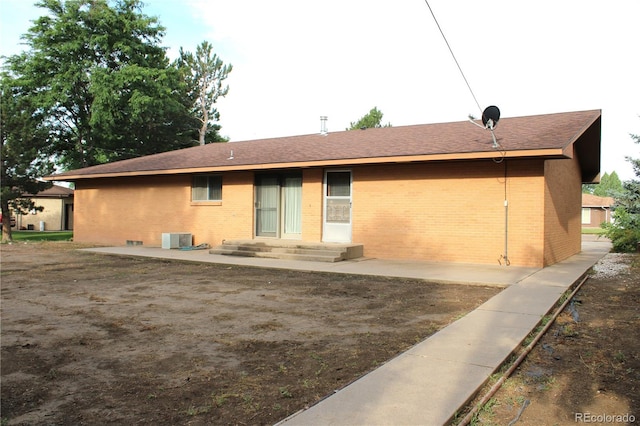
[461, 252, 640, 426]
[1, 242, 500, 425]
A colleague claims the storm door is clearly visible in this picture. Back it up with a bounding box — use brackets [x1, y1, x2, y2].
[255, 175, 279, 237]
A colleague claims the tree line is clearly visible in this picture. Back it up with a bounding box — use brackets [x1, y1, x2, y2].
[1, 0, 231, 241]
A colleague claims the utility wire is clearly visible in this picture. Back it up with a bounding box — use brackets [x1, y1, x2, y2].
[423, 0, 483, 115]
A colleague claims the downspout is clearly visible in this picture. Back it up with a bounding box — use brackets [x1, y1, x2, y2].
[499, 159, 510, 266]
[503, 198, 509, 265]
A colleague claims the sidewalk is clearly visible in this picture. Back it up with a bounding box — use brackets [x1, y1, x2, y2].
[83, 240, 611, 425]
[83, 246, 540, 287]
[278, 241, 611, 425]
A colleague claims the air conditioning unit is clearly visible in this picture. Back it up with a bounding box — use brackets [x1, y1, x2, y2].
[161, 233, 192, 249]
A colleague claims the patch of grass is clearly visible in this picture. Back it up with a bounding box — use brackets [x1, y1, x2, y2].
[581, 227, 606, 235]
[185, 405, 211, 416]
[559, 324, 579, 338]
[279, 386, 293, 398]
[614, 350, 626, 363]
[522, 315, 552, 346]
[9, 231, 73, 242]
[310, 352, 328, 376]
[212, 392, 239, 407]
[471, 397, 499, 425]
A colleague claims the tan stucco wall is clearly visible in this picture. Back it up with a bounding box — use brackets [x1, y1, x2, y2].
[72, 156, 582, 267]
[15, 198, 72, 231]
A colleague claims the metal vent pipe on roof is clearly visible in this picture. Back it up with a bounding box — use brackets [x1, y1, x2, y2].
[320, 116, 328, 135]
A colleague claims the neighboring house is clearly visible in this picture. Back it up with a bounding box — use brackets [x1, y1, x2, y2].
[14, 185, 74, 231]
[46, 109, 602, 268]
[581, 193, 614, 227]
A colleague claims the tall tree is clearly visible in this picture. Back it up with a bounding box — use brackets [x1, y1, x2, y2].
[602, 130, 640, 252]
[177, 41, 232, 145]
[594, 171, 623, 197]
[1, 73, 53, 242]
[3, 0, 198, 170]
[347, 107, 391, 130]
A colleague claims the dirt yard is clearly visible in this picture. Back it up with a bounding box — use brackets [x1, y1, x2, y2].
[464, 252, 639, 425]
[1, 242, 500, 425]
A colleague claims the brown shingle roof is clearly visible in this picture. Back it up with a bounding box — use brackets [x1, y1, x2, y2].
[582, 193, 614, 207]
[47, 109, 601, 181]
[24, 184, 74, 198]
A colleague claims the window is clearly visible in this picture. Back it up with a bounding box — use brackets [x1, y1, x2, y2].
[581, 208, 591, 224]
[192, 175, 222, 201]
[326, 171, 351, 196]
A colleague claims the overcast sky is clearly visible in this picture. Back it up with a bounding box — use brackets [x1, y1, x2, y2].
[1, 0, 638, 180]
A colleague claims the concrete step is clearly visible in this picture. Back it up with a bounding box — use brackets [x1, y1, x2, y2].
[214, 244, 272, 253]
[209, 240, 363, 262]
[209, 248, 344, 262]
[270, 247, 345, 257]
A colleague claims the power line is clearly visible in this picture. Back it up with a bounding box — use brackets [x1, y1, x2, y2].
[423, 0, 483, 115]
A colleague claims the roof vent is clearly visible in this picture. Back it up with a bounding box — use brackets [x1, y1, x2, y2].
[320, 116, 328, 136]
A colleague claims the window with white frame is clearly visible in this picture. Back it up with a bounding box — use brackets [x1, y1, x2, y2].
[581, 208, 591, 224]
[192, 175, 222, 201]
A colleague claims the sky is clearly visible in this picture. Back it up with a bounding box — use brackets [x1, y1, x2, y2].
[1, 0, 639, 180]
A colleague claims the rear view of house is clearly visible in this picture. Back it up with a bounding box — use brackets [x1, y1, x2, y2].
[46, 110, 602, 268]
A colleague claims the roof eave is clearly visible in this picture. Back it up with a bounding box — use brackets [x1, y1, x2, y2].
[44, 148, 566, 181]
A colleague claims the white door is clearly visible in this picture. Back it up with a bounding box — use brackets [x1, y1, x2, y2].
[323, 170, 352, 243]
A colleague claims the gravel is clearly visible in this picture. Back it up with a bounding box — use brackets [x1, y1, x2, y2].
[591, 253, 633, 279]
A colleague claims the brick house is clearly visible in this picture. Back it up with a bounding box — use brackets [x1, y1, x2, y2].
[46, 109, 601, 267]
[581, 193, 614, 227]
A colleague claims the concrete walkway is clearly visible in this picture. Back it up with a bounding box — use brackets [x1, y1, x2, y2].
[83, 246, 540, 287]
[83, 240, 611, 425]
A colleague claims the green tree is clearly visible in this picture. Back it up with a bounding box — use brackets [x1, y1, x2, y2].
[583, 171, 623, 196]
[602, 131, 640, 252]
[3, 0, 198, 170]
[1, 73, 53, 242]
[582, 183, 597, 194]
[177, 41, 232, 145]
[346, 107, 391, 130]
[594, 171, 623, 197]
[582, 183, 595, 194]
